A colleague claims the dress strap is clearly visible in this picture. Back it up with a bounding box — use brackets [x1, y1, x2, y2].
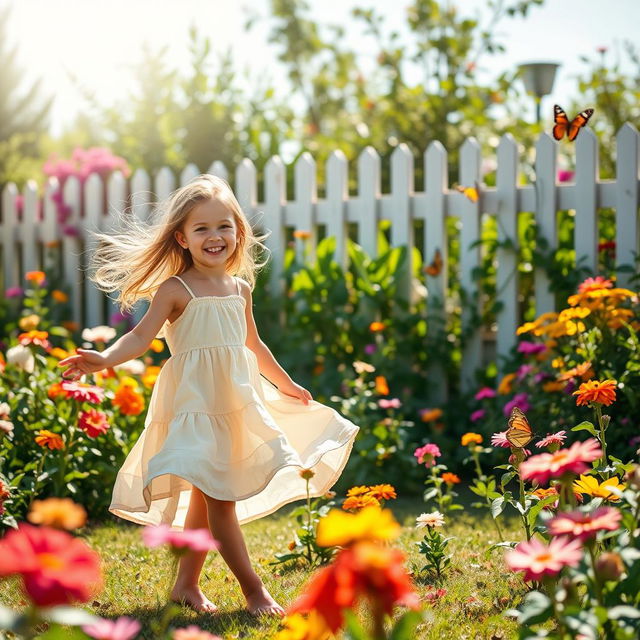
[171, 275, 197, 299]
[235, 276, 241, 296]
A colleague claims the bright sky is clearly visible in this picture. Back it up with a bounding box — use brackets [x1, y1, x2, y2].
[5, 0, 640, 138]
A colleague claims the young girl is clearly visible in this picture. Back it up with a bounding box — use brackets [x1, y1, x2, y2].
[58, 175, 359, 617]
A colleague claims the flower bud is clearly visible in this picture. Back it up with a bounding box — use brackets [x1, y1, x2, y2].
[299, 468, 315, 481]
[595, 552, 624, 581]
[600, 414, 611, 431]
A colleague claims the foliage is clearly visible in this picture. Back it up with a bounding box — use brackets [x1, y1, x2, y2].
[415, 526, 453, 581]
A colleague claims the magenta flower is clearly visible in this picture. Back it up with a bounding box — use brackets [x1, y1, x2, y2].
[548, 507, 622, 542]
[364, 344, 377, 355]
[520, 438, 603, 485]
[5, 287, 23, 298]
[414, 443, 441, 467]
[516, 365, 534, 381]
[378, 398, 401, 409]
[491, 431, 511, 448]
[474, 387, 496, 400]
[505, 536, 582, 582]
[82, 616, 141, 640]
[534, 372, 550, 384]
[142, 525, 219, 553]
[535, 431, 567, 449]
[558, 170, 575, 183]
[503, 393, 531, 417]
[470, 409, 486, 423]
[517, 341, 547, 355]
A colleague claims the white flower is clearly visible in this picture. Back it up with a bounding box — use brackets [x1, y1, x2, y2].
[6, 344, 34, 373]
[0, 420, 14, 435]
[416, 511, 445, 528]
[114, 359, 145, 375]
[82, 325, 116, 343]
[0, 402, 10, 419]
[353, 360, 375, 374]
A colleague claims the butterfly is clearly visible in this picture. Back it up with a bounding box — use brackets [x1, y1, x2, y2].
[423, 248, 443, 277]
[506, 407, 534, 448]
[552, 105, 594, 142]
[454, 183, 480, 203]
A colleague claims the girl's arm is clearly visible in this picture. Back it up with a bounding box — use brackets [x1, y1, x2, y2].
[240, 280, 312, 404]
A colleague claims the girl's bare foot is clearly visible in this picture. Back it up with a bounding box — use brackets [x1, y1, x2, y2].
[244, 584, 285, 617]
[170, 584, 218, 614]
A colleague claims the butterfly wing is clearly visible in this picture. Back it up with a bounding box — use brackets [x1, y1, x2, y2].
[506, 407, 534, 448]
[552, 105, 569, 140]
[424, 248, 443, 277]
[567, 108, 594, 141]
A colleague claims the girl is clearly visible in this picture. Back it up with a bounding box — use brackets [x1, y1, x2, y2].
[58, 175, 359, 617]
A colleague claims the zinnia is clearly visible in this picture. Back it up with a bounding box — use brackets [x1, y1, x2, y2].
[61, 381, 105, 404]
[35, 430, 64, 450]
[474, 387, 496, 400]
[82, 616, 142, 640]
[573, 379, 617, 406]
[535, 431, 567, 449]
[78, 409, 110, 438]
[0, 523, 102, 606]
[505, 536, 582, 582]
[113, 385, 145, 415]
[316, 507, 400, 547]
[520, 438, 602, 485]
[441, 472, 461, 485]
[27, 498, 87, 530]
[548, 507, 622, 541]
[461, 432, 482, 446]
[142, 525, 219, 553]
[414, 443, 441, 466]
[416, 512, 445, 528]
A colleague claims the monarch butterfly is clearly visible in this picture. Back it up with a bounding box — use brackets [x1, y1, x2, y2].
[552, 105, 594, 142]
[455, 183, 480, 203]
[424, 248, 443, 277]
[506, 407, 534, 448]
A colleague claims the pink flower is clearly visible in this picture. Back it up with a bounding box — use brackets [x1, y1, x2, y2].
[142, 525, 219, 553]
[517, 341, 547, 355]
[503, 392, 531, 417]
[5, 287, 23, 298]
[535, 431, 567, 449]
[414, 443, 441, 467]
[173, 626, 223, 640]
[548, 507, 622, 542]
[364, 344, 377, 355]
[516, 364, 534, 381]
[82, 616, 141, 640]
[61, 381, 104, 404]
[520, 438, 603, 485]
[423, 587, 447, 604]
[505, 536, 583, 582]
[470, 409, 485, 422]
[378, 398, 401, 409]
[78, 409, 110, 438]
[558, 170, 575, 183]
[491, 431, 511, 448]
[474, 387, 496, 400]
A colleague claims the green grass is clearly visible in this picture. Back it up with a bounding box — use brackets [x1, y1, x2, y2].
[0, 494, 529, 639]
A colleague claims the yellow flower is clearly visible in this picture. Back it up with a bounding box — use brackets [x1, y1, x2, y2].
[149, 338, 165, 353]
[573, 474, 626, 501]
[346, 485, 370, 497]
[516, 321, 538, 335]
[49, 347, 70, 360]
[51, 290, 69, 303]
[316, 506, 400, 547]
[27, 498, 87, 530]
[141, 366, 161, 388]
[497, 372, 516, 395]
[18, 314, 40, 331]
[119, 376, 139, 389]
[274, 611, 332, 640]
[461, 432, 483, 446]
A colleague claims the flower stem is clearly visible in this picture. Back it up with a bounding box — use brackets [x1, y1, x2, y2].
[594, 404, 608, 477]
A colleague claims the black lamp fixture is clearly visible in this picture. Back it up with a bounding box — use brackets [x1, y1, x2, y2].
[517, 62, 560, 123]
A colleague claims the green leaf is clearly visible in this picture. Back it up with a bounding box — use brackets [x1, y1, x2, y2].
[343, 609, 369, 640]
[518, 590, 553, 626]
[490, 496, 505, 518]
[527, 495, 558, 526]
[389, 610, 424, 639]
[571, 421, 598, 437]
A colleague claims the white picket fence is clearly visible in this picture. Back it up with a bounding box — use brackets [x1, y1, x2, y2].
[1, 125, 639, 393]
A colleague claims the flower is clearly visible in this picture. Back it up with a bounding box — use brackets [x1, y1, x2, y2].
[35, 430, 64, 450]
[299, 468, 315, 480]
[416, 512, 445, 528]
[543, 381, 566, 392]
[379, 398, 401, 409]
[342, 495, 380, 511]
[149, 338, 164, 353]
[474, 387, 496, 400]
[51, 290, 69, 303]
[18, 330, 52, 349]
[5, 286, 23, 297]
[557, 170, 575, 183]
[578, 276, 613, 294]
[367, 484, 397, 500]
[27, 498, 87, 530]
[346, 485, 370, 497]
[172, 626, 222, 640]
[491, 431, 510, 448]
[82, 325, 117, 343]
[78, 409, 110, 438]
[25, 270, 46, 285]
[520, 438, 603, 485]
[423, 587, 447, 604]
[82, 616, 142, 640]
[414, 443, 441, 467]
[573, 379, 617, 406]
[461, 432, 482, 446]
[531, 486, 560, 509]
[0, 523, 102, 606]
[369, 321, 385, 332]
[595, 552, 624, 581]
[548, 507, 622, 541]
[113, 384, 145, 415]
[517, 341, 547, 355]
[374, 375, 389, 395]
[441, 472, 461, 485]
[293, 229, 312, 239]
[61, 380, 105, 404]
[503, 392, 531, 417]
[558, 362, 594, 382]
[142, 525, 219, 553]
[497, 373, 516, 395]
[516, 364, 534, 380]
[470, 409, 486, 422]
[0, 419, 13, 436]
[419, 407, 443, 422]
[316, 507, 401, 547]
[6, 344, 35, 372]
[364, 343, 376, 355]
[353, 360, 375, 375]
[505, 536, 582, 582]
[274, 611, 332, 640]
[142, 365, 161, 388]
[535, 431, 567, 449]
[114, 359, 145, 375]
[573, 474, 626, 501]
[18, 314, 40, 331]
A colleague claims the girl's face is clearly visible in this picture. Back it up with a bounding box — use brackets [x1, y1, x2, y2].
[175, 198, 238, 270]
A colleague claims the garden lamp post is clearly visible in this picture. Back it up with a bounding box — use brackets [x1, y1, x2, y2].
[517, 62, 560, 123]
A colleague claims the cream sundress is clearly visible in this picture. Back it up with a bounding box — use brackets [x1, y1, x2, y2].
[109, 275, 359, 528]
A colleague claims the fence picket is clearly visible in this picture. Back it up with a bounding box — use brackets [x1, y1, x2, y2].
[574, 129, 599, 273]
[326, 151, 348, 268]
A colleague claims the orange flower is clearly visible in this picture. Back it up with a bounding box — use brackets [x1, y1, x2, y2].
[461, 432, 483, 446]
[47, 382, 65, 399]
[542, 381, 565, 393]
[573, 379, 617, 406]
[142, 366, 161, 388]
[369, 321, 385, 332]
[25, 271, 46, 286]
[342, 494, 380, 511]
[558, 361, 594, 382]
[112, 385, 145, 415]
[49, 347, 70, 360]
[497, 372, 516, 395]
[61, 321, 79, 332]
[420, 408, 443, 422]
[293, 229, 312, 239]
[441, 472, 461, 485]
[149, 338, 164, 353]
[312, 364, 325, 376]
[18, 314, 40, 331]
[18, 330, 51, 349]
[374, 375, 389, 395]
[366, 484, 397, 500]
[346, 485, 371, 497]
[35, 430, 64, 450]
[51, 290, 69, 303]
[27, 498, 87, 530]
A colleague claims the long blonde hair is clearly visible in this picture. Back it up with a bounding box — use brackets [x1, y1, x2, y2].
[88, 174, 271, 314]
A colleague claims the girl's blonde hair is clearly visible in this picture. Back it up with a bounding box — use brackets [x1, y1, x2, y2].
[88, 174, 271, 314]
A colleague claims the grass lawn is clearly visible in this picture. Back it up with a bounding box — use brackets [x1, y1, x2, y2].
[0, 493, 530, 639]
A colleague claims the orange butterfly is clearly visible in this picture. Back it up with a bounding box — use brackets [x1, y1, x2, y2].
[552, 105, 594, 142]
[455, 183, 480, 203]
[506, 407, 534, 449]
[423, 248, 443, 277]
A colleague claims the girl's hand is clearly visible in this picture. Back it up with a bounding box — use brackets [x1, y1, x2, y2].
[58, 348, 109, 381]
[278, 380, 313, 405]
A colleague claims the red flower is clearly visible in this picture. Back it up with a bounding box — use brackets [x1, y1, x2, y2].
[0, 523, 102, 606]
[78, 409, 110, 438]
[61, 381, 105, 404]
